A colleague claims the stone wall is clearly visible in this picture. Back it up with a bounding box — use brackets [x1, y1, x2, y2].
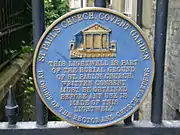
[0, 53, 33, 121]
[139, 0, 180, 120]
[111, 0, 180, 120]
[163, 0, 180, 120]
[138, 0, 180, 120]
[138, 0, 156, 120]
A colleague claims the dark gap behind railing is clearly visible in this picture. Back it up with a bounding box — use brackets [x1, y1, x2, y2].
[0, 0, 32, 70]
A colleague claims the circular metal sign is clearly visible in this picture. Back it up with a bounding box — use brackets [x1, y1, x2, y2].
[33, 8, 154, 128]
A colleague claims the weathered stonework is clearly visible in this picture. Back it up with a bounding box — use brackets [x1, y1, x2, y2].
[84, 0, 180, 120]
[140, 0, 180, 120]
[138, 0, 156, 120]
[0, 53, 33, 121]
[112, 0, 156, 120]
[163, 0, 180, 120]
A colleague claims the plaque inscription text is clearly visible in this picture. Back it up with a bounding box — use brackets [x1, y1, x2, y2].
[33, 8, 154, 128]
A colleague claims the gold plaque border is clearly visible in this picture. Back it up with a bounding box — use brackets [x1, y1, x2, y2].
[33, 7, 155, 128]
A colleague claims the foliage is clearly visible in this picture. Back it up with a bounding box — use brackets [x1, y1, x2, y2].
[19, 72, 62, 121]
[4, 40, 34, 62]
[21, 45, 33, 53]
[45, 0, 69, 26]
[20, 74, 35, 95]
[4, 49, 18, 60]
[15, 0, 69, 121]
[20, 41, 34, 53]
[18, 73, 35, 120]
[50, 115, 62, 121]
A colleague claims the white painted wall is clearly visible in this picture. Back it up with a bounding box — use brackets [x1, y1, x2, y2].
[124, 0, 132, 17]
[69, 0, 87, 9]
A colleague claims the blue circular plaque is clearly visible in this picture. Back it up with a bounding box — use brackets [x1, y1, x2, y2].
[33, 8, 154, 128]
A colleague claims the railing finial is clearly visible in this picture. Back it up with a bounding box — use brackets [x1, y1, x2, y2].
[5, 85, 19, 125]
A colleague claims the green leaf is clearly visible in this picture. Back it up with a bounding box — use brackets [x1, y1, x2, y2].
[27, 87, 35, 92]
[45, 0, 69, 26]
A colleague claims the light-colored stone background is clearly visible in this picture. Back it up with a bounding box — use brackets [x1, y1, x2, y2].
[163, 0, 180, 120]
[68, 0, 180, 120]
[112, 0, 180, 120]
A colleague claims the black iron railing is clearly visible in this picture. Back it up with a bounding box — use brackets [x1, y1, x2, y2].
[0, 0, 32, 70]
[31, 0, 169, 127]
[1, 0, 179, 135]
[32, 0, 48, 125]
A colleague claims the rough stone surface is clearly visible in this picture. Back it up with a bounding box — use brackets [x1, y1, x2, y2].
[0, 53, 32, 102]
[138, 0, 156, 120]
[163, 0, 180, 120]
[140, 0, 180, 120]
[0, 53, 33, 121]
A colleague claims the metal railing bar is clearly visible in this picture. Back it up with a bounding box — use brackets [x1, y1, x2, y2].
[1, 121, 180, 135]
[134, 0, 143, 121]
[0, 23, 20, 32]
[137, 0, 143, 28]
[151, 0, 169, 124]
[0, 23, 32, 37]
[94, 0, 106, 8]
[10, 10, 27, 18]
[32, 0, 48, 126]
